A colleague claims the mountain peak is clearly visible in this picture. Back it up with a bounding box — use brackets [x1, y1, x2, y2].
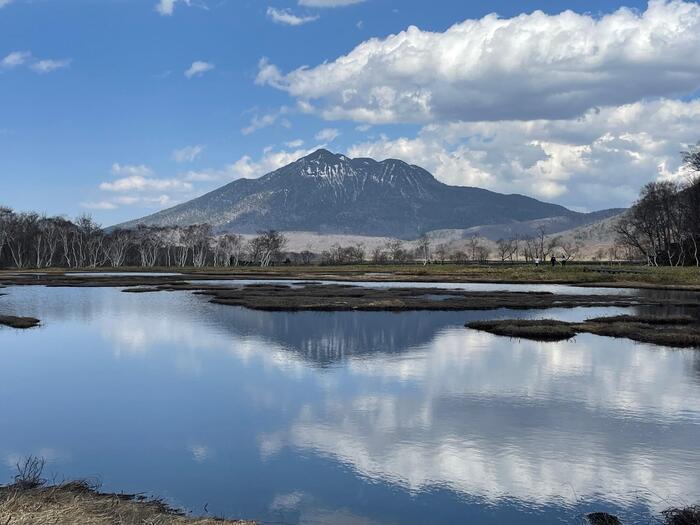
[118, 150, 591, 239]
[302, 148, 343, 162]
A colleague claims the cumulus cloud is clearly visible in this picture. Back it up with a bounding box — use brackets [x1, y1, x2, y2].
[266, 7, 319, 25]
[30, 59, 71, 74]
[258, 1, 700, 124]
[172, 144, 204, 163]
[184, 60, 214, 79]
[314, 127, 340, 142]
[298, 0, 366, 6]
[347, 98, 700, 210]
[1, 51, 30, 69]
[100, 164, 192, 193]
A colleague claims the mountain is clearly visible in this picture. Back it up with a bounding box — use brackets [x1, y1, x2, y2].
[118, 149, 622, 239]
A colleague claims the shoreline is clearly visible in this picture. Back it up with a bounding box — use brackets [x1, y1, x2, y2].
[1, 264, 700, 291]
[0, 480, 254, 525]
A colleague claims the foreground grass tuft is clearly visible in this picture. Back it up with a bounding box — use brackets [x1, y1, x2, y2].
[661, 506, 700, 525]
[1, 458, 254, 525]
[0, 481, 255, 525]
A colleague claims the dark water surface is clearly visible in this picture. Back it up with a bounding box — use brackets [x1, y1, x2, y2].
[1, 284, 699, 524]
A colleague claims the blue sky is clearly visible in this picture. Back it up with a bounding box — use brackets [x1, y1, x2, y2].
[1, 0, 698, 225]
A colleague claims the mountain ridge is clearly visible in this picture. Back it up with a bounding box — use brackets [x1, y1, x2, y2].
[117, 149, 622, 239]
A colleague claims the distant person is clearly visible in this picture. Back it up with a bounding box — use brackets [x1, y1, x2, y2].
[534, 258, 540, 267]
[561, 256, 567, 267]
[551, 255, 556, 267]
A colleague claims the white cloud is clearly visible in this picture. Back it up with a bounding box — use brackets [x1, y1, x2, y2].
[172, 144, 204, 163]
[229, 145, 319, 179]
[298, 0, 366, 6]
[314, 127, 340, 142]
[102, 164, 192, 193]
[111, 163, 153, 177]
[285, 139, 304, 148]
[155, 0, 209, 16]
[347, 98, 700, 210]
[2, 52, 71, 74]
[259, 1, 700, 124]
[266, 7, 319, 26]
[1, 51, 30, 69]
[30, 59, 71, 74]
[113, 195, 176, 207]
[155, 0, 189, 16]
[184, 60, 214, 79]
[100, 176, 192, 193]
[0, 0, 13, 8]
[84, 195, 178, 210]
[81, 201, 117, 210]
[241, 106, 291, 135]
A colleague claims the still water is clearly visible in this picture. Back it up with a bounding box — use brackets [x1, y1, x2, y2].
[1, 284, 699, 524]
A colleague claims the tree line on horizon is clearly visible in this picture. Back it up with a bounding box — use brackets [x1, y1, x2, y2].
[0, 144, 698, 269]
[0, 208, 600, 269]
[615, 144, 700, 266]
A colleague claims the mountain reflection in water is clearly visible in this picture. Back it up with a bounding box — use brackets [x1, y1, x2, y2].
[0, 285, 699, 525]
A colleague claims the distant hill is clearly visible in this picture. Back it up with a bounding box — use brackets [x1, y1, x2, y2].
[118, 149, 622, 239]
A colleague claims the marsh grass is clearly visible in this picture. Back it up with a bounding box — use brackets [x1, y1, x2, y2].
[0, 315, 40, 329]
[662, 506, 700, 525]
[465, 319, 577, 341]
[0, 457, 254, 525]
[467, 315, 700, 348]
[3, 264, 699, 287]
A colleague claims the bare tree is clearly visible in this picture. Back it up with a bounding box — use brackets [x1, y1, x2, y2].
[250, 230, 287, 267]
[135, 225, 159, 267]
[300, 248, 314, 265]
[105, 229, 132, 267]
[496, 238, 517, 261]
[371, 246, 387, 264]
[559, 236, 584, 264]
[191, 225, 212, 268]
[416, 234, 431, 265]
[0, 206, 11, 264]
[5, 212, 37, 268]
[385, 240, 407, 262]
[434, 243, 449, 264]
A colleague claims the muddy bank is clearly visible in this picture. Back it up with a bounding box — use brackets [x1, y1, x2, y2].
[587, 506, 700, 525]
[0, 315, 40, 329]
[0, 481, 254, 525]
[467, 315, 700, 348]
[196, 283, 658, 311]
[1, 272, 699, 313]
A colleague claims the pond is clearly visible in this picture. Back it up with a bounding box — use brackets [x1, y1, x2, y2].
[1, 284, 699, 524]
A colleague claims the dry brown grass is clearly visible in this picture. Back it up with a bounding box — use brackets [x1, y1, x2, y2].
[0, 315, 40, 329]
[467, 315, 700, 348]
[466, 319, 577, 341]
[0, 481, 255, 525]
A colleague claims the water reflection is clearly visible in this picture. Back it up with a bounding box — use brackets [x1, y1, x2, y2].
[0, 285, 699, 524]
